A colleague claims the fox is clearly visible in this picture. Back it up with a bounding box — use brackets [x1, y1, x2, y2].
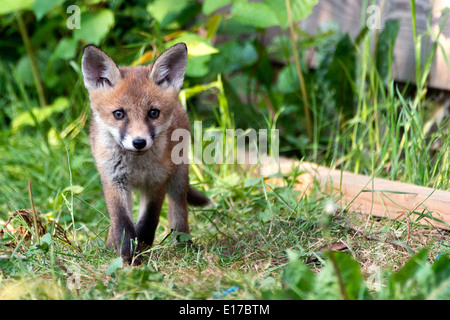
[81, 43, 209, 265]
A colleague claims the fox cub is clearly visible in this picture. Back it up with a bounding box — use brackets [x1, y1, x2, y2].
[81, 43, 208, 265]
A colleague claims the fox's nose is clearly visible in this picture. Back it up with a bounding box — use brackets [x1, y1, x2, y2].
[132, 139, 147, 150]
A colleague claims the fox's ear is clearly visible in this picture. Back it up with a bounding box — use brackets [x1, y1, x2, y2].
[81, 45, 121, 91]
[149, 43, 187, 92]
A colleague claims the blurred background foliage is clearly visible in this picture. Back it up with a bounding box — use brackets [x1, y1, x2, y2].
[1, 0, 339, 221]
[0, 0, 341, 156]
[0, 0, 449, 217]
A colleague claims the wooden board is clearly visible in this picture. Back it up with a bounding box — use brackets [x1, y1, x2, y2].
[302, 0, 450, 91]
[262, 157, 450, 230]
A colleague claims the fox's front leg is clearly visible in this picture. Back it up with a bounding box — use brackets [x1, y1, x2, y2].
[167, 164, 190, 238]
[102, 177, 139, 265]
[135, 187, 166, 247]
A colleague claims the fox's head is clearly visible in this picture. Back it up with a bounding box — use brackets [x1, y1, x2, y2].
[81, 43, 187, 155]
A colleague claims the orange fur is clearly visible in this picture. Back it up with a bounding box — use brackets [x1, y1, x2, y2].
[82, 43, 208, 265]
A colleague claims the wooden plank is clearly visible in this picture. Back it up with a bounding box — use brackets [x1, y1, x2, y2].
[262, 158, 450, 230]
[302, 0, 450, 91]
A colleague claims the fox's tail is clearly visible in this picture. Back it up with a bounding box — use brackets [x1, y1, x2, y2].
[187, 186, 209, 206]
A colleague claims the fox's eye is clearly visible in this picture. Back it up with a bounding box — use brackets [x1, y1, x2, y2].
[149, 108, 160, 119]
[113, 109, 125, 120]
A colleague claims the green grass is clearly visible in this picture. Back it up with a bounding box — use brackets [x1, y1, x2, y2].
[1, 47, 450, 300]
[1, 161, 448, 300]
[0, 96, 448, 299]
[1, 1, 450, 300]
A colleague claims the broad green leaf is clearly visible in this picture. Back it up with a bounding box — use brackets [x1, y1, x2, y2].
[231, 1, 279, 28]
[381, 251, 450, 299]
[206, 14, 222, 40]
[14, 56, 35, 86]
[315, 252, 366, 300]
[105, 257, 123, 276]
[283, 258, 315, 299]
[385, 249, 429, 299]
[187, 42, 218, 57]
[288, 0, 319, 21]
[286, 249, 300, 262]
[51, 37, 78, 60]
[166, 33, 218, 77]
[167, 32, 219, 57]
[389, 249, 428, 287]
[208, 41, 258, 74]
[428, 256, 450, 299]
[203, 0, 231, 15]
[27, 234, 53, 257]
[175, 232, 193, 243]
[186, 55, 211, 77]
[73, 9, 114, 45]
[13, 50, 48, 87]
[317, 33, 357, 119]
[255, 52, 274, 88]
[376, 19, 401, 84]
[0, 259, 16, 276]
[277, 64, 299, 93]
[40, 233, 52, 246]
[265, 0, 319, 29]
[62, 185, 85, 195]
[326, 252, 366, 300]
[258, 209, 272, 222]
[32, 0, 65, 20]
[0, 0, 34, 15]
[147, 0, 189, 28]
[243, 177, 260, 187]
[47, 127, 61, 146]
[115, 266, 162, 292]
[12, 97, 70, 131]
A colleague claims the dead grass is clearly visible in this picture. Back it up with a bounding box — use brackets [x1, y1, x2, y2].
[1, 178, 448, 300]
[335, 211, 449, 274]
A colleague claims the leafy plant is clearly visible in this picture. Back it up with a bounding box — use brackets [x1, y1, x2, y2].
[263, 249, 450, 300]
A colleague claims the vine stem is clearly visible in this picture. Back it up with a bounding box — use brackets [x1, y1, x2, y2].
[285, 0, 312, 141]
[28, 180, 40, 246]
[17, 12, 47, 108]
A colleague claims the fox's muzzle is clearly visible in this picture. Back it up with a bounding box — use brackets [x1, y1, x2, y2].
[121, 134, 153, 154]
[132, 139, 147, 150]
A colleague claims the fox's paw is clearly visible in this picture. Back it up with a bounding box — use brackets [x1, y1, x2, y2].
[122, 254, 142, 266]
